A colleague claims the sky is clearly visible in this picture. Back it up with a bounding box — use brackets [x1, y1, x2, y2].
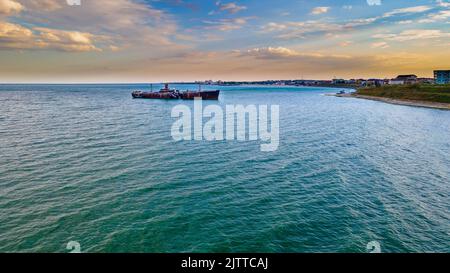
[0, 0, 449, 83]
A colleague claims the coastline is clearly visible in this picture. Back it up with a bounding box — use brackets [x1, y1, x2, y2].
[336, 93, 450, 110]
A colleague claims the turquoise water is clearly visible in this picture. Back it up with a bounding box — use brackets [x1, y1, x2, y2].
[0, 84, 449, 253]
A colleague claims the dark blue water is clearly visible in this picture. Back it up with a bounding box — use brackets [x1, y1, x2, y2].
[0, 84, 449, 253]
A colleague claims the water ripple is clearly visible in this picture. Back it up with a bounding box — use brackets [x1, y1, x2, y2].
[0, 84, 449, 253]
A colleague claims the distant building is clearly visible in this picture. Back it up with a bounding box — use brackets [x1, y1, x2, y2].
[389, 74, 418, 85]
[332, 79, 346, 84]
[367, 79, 385, 87]
[389, 79, 405, 85]
[417, 78, 435, 84]
[434, 70, 450, 84]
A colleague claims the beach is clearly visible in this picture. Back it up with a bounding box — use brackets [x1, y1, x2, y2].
[335, 93, 450, 110]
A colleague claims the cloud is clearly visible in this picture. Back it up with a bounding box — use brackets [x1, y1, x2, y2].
[246, 47, 304, 58]
[219, 2, 247, 14]
[34, 27, 102, 51]
[203, 17, 250, 31]
[339, 41, 352, 47]
[0, 21, 32, 41]
[25, 0, 63, 11]
[263, 22, 288, 32]
[262, 21, 342, 39]
[371, 42, 389, 48]
[429, 10, 450, 20]
[373, 29, 450, 41]
[367, 0, 382, 6]
[210, 1, 247, 15]
[382, 5, 432, 18]
[344, 17, 378, 28]
[262, 17, 383, 40]
[436, 0, 450, 8]
[109, 45, 120, 52]
[0, 0, 112, 52]
[0, 21, 102, 51]
[124, 46, 373, 82]
[397, 20, 413, 24]
[242, 47, 351, 60]
[419, 10, 450, 23]
[5, 0, 183, 53]
[311, 7, 330, 15]
[0, 0, 24, 15]
[0, 1, 448, 82]
[262, 4, 440, 41]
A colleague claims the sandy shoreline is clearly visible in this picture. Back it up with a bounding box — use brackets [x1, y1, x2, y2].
[335, 93, 450, 110]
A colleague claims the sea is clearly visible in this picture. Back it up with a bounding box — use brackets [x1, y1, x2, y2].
[0, 84, 449, 253]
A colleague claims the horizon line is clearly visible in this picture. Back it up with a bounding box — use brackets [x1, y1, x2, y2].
[0, 76, 438, 85]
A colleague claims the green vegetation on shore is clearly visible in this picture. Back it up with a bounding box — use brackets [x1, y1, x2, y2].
[356, 84, 450, 103]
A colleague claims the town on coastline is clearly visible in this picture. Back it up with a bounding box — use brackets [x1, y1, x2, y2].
[335, 70, 450, 110]
[191, 70, 450, 88]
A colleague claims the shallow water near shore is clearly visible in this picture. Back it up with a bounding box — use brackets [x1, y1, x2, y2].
[0, 84, 449, 253]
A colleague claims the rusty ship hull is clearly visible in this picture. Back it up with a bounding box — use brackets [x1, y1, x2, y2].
[132, 84, 220, 100]
[180, 90, 220, 100]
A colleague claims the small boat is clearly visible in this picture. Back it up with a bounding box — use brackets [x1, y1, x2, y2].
[132, 84, 220, 100]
